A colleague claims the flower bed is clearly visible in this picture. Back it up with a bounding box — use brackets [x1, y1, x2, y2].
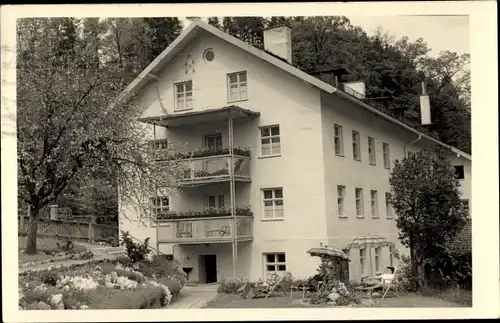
[157, 206, 253, 220]
[19, 256, 187, 310]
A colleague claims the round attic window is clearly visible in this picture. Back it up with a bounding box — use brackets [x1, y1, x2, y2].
[203, 49, 215, 62]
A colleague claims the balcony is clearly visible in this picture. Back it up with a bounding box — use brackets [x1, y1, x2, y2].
[156, 146, 251, 186]
[157, 213, 253, 244]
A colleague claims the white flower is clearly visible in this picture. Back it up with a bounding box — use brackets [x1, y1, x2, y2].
[116, 276, 138, 290]
[57, 275, 99, 291]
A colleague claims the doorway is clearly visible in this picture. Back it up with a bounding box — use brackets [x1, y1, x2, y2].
[199, 254, 217, 284]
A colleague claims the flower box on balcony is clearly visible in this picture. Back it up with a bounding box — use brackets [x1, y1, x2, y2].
[157, 206, 253, 220]
[156, 146, 251, 161]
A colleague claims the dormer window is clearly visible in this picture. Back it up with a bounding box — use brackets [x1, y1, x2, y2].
[175, 81, 193, 111]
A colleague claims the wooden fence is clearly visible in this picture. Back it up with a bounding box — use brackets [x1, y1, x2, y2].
[18, 216, 118, 244]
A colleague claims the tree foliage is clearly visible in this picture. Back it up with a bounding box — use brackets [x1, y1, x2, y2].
[388, 149, 469, 286]
[16, 18, 183, 253]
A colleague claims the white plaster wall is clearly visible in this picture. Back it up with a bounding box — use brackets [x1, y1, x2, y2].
[121, 30, 328, 281]
[320, 93, 471, 281]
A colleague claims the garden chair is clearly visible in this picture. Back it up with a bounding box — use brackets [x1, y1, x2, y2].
[381, 266, 399, 299]
[355, 266, 399, 299]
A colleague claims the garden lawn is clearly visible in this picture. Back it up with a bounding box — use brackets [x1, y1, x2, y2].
[203, 292, 469, 308]
[18, 237, 87, 264]
[204, 293, 327, 308]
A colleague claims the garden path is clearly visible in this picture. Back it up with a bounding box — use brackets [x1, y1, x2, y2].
[168, 284, 219, 309]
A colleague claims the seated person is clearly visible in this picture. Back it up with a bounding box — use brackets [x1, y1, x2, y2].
[359, 266, 395, 290]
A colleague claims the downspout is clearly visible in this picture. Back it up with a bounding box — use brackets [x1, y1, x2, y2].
[404, 133, 422, 158]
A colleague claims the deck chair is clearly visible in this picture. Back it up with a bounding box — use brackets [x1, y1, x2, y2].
[355, 266, 399, 299]
[381, 266, 399, 299]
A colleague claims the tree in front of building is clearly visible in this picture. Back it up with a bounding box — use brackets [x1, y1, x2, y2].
[388, 148, 468, 288]
[16, 18, 183, 254]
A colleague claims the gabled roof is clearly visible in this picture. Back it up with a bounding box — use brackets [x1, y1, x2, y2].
[117, 20, 471, 161]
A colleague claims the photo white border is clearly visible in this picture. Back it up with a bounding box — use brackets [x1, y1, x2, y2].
[1, 1, 498, 321]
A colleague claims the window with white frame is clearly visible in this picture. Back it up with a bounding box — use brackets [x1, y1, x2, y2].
[334, 124, 344, 156]
[385, 192, 393, 218]
[383, 142, 390, 169]
[150, 196, 169, 225]
[227, 71, 248, 102]
[337, 185, 346, 217]
[205, 194, 225, 210]
[175, 81, 193, 111]
[371, 190, 379, 218]
[352, 130, 361, 161]
[360, 248, 366, 276]
[355, 188, 364, 217]
[262, 188, 284, 220]
[260, 125, 281, 156]
[264, 253, 286, 278]
[368, 137, 376, 165]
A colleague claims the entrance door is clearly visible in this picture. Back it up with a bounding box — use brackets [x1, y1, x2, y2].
[204, 254, 217, 283]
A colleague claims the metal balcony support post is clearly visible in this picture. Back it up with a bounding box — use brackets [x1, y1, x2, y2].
[229, 112, 237, 280]
[153, 123, 160, 254]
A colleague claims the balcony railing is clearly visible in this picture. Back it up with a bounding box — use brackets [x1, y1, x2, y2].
[157, 215, 253, 244]
[178, 155, 251, 184]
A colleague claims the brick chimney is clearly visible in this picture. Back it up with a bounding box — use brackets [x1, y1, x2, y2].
[263, 24, 292, 64]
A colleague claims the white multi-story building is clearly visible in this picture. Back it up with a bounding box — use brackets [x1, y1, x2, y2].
[119, 20, 471, 284]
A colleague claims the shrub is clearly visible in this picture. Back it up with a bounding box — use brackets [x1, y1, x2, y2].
[158, 278, 182, 296]
[217, 278, 245, 294]
[41, 272, 60, 286]
[135, 256, 186, 283]
[86, 286, 165, 309]
[22, 285, 62, 305]
[116, 256, 133, 268]
[62, 289, 92, 309]
[395, 258, 419, 293]
[56, 239, 75, 253]
[120, 231, 151, 263]
[116, 269, 145, 283]
[106, 236, 120, 247]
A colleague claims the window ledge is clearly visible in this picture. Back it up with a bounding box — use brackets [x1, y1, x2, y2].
[386, 217, 394, 220]
[335, 153, 345, 158]
[258, 154, 282, 159]
[338, 215, 348, 219]
[174, 108, 193, 112]
[356, 215, 365, 219]
[228, 98, 249, 104]
[262, 218, 284, 222]
[369, 163, 376, 166]
[372, 217, 380, 219]
[354, 158, 362, 162]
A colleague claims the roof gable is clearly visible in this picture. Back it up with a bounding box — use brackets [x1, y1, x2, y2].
[116, 20, 471, 161]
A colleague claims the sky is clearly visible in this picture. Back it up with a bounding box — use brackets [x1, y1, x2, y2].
[181, 16, 470, 58]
